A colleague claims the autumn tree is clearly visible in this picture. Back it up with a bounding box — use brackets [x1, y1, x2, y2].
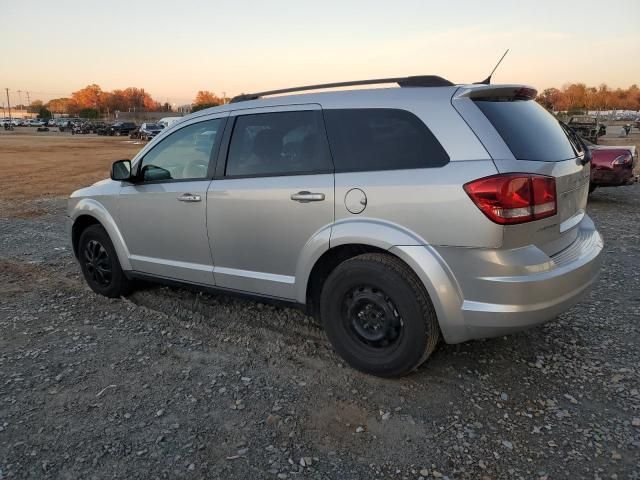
[536, 83, 640, 112]
[72, 84, 104, 111]
[536, 88, 561, 110]
[193, 90, 222, 106]
[28, 100, 44, 113]
[46, 98, 79, 115]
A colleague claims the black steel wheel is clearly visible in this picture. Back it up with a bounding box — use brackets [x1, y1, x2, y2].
[82, 239, 112, 287]
[78, 224, 132, 298]
[343, 286, 403, 349]
[320, 253, 440, 377]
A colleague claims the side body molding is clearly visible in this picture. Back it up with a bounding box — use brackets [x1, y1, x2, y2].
[69, 198, 132, 271]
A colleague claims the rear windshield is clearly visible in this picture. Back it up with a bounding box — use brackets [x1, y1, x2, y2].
[475, 99, 577, 161]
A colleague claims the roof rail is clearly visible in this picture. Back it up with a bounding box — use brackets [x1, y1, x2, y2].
[229, 75, 455, 103]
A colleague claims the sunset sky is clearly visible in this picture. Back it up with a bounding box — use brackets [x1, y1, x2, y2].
[3, 0, 639, 107]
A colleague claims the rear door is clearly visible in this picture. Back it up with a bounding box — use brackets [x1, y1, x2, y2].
[207, 105, 334, 299]
[453, 86, 590, 255]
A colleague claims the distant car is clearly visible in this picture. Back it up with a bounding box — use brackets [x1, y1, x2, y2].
[158, 116, 182, 128]
[568, 116, 599, 143]
[59, 119, 82, 132]
[138, 123, 162, 140]
[583, 138, 638, 193]
[109, 122, 137, 136]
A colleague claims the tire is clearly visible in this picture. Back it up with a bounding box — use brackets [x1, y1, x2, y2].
[589, 184, 597, 194]
[78, 225, 132, 298]
[320, 253, 440, 377]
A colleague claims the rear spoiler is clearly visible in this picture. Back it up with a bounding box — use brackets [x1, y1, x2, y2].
[453, 84, 537, 101]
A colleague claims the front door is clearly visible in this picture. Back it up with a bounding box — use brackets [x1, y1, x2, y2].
[117, 115, 227, 284]
[207, 106, 334, 299]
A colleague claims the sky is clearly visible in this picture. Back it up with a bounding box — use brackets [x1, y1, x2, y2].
[2, 0, 639, 107]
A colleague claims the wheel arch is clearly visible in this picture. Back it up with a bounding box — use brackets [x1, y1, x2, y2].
[297, 219, 465, 343]
[70, 199, 132, 270]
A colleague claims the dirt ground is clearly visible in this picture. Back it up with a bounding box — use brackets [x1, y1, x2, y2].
[0, 130, 639, 479]
[0, 132, 142, 217]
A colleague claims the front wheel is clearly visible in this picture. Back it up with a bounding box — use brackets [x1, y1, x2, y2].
[589, 184, 597, 194]
[320, 253, 440, 377]
[78, 225, 132, 298]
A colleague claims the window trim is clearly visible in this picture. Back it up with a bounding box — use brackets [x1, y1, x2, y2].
[131, 115, 229, 185]
[322, 107, 450, 174]
[215, 108, 335, 180]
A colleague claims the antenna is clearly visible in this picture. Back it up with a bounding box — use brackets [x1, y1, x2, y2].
[475, 49, 509, 85]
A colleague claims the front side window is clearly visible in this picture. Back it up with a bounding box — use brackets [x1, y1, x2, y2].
[139, 118, 221, 181]
[323, 108, 449, 172]
[225, 111, 332, 177]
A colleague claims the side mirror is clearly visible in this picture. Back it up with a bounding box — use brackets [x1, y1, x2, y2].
[111, 159, 133, 181]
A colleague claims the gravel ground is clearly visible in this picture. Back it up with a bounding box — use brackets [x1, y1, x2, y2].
[1, 185, 639, 480]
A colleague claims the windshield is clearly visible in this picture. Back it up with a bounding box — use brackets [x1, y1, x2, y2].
[145, 124, 159, 129]
[475, 99, 577, 161]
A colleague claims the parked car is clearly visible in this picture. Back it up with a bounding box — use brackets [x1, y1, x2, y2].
[69, 77, 603, 377]
[158, 116, 182, 128]
[138, 123, 163, 140]
[96, 123, 112, 135]
[568, 115, 599, 143]
[108, 122, 137, 136]
[584, 139, 638, 193]
[71, 122, 93, 135]
[58, 119, 82, 132]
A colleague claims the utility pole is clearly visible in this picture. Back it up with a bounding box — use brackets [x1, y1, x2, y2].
[17, 90, 23, 113]
[5, 88, 12, 123]
[26, 91, 31, 117]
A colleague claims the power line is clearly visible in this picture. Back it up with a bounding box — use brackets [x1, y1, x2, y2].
[5, 88, 12, 121]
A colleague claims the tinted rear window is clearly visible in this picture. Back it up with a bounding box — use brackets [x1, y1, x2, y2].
[323, 108, 449, 172]
[226, 111, 332, 177]
[475, 100, 577, 161]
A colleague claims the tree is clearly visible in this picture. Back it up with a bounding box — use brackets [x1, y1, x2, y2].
[28, 100, 44, 113]
[79, 108, 99, 119]
[191, 103, 219, 112]
[536, 88, 561, 111]
[37, 107, 52, 119]
[72, 84, 104, 111]
[193, 90, 221, 107]
[46, 98, 79, 115]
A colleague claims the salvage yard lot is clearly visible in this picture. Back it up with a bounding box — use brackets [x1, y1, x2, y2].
[0, 131, 639, 479]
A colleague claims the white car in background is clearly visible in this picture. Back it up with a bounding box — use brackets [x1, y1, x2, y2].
[158, 117, 182, 129]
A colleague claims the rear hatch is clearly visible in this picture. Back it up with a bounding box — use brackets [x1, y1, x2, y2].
[454, 85, 590, 256]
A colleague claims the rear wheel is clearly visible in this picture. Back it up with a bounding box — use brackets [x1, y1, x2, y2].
[589, 184, 597, 194]
[78, 225, 132, 298]
[320, 253, 440, 377]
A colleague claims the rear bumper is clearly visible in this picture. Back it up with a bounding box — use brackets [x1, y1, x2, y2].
[591, 166, 636, 186]
[391, 215, 603, 344]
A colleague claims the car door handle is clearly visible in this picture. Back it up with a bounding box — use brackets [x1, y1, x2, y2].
[290, 191, 325, 203]
[177, 193, 201, 202]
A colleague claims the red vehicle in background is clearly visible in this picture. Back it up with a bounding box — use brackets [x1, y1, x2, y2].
[583, 139, 638, 193]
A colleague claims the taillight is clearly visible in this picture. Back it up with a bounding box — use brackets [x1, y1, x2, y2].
[612, 153, 632, 166]
[464, 174, 557, 225]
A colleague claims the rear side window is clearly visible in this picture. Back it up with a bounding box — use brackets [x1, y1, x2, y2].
[323, 108, 449, 172]
[475, 100, 576, 161]
[226, 111, 332, 177]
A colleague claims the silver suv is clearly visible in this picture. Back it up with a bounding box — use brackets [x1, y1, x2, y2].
[69, 76, 603, 377]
